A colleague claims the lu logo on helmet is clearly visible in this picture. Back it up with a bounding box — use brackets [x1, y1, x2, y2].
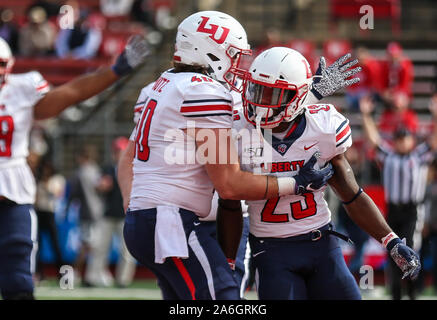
[196, 16, 230, 44]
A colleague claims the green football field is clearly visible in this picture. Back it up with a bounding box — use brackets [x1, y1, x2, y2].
[33, 278, 437, 300]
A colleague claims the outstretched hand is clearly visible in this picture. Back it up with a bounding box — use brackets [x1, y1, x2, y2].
[310, 53, 362, 100]
[112, 35, 151, 77]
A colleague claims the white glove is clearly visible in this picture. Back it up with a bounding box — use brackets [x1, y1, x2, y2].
[112, 35, 150, 77]
[308, 53, 362, 102]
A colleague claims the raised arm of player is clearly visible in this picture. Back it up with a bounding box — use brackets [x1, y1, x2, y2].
[328, 153, 421, 280]
[33, 35, 149, 120]
[118, 140, 135, 212]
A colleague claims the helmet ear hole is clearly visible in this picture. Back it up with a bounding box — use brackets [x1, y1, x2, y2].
[207, 53, 220, 62]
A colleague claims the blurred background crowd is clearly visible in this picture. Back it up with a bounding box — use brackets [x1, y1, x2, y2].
[2, 0, 437, 299]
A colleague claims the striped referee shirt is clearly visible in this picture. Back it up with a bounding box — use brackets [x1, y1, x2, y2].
[376, 141, 435, 205]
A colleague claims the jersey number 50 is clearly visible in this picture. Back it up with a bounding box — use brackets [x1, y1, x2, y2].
[135, 99, 157, 162]
[261, 193, 317, 222]
[0, 116, 14, 157]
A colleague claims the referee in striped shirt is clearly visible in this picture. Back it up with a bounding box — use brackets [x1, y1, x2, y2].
[360, 96, 437, 300]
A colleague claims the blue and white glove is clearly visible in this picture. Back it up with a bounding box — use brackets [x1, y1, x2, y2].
[293, 153, 334, 195]
[386, 237, 421, 280]
[307, 53, 362, 102]
[112, 35, 150, 77]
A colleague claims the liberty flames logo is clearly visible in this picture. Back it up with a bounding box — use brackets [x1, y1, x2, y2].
[277, 143, 288, 154]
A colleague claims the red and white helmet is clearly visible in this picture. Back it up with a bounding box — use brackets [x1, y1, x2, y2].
[0, 37, 14, 87]
[174, 11, 251, 91]
[242, 47, 313, 128]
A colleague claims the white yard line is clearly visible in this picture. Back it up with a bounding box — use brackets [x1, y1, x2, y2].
[35, 287, 163, 300]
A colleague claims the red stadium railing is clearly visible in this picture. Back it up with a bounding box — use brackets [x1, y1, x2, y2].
[12, 57, 112, 86]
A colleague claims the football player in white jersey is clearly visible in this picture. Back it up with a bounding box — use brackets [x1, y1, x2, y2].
[118, 11, 338, 300]
[218, 47, 421, 299]
[0, 35, 149, 300]
[129, 86, 253, 298]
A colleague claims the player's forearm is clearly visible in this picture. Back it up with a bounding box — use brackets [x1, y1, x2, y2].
[34, 67, 119, 120]
[216, 198, 243, 260]
[207, 164, 278, 200]
[343, 194, 392, 242]
[329, 153, 392, 242]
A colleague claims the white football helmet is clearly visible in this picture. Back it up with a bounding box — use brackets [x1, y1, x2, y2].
[174, 11, 251, 91]
[0, 37, 14, 87]
[242, 47, 313, 128]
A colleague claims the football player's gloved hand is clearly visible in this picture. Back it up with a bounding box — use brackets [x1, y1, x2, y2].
[112, 35, 150, 77]
[309, 53, 362, 101]
[387, 238, 421, 280]
[293, 153, 334, 195]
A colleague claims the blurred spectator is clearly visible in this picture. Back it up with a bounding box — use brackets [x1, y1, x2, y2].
[55, 0, 102, 59]
[380, 42, 414, 101]
[34, 159, 66, 281]
[337, 145, 369, 274]
[0, 8, 19, 54]
[85, 137, 136, 287]
[346, 47, 382, 111]
[130, 0, 156, 28]
[100, 0, 134, 17]
[360, 97, 437, 300]
[196, 0, 222, 11]
[377, 91, 418, 140]
[28, 0, 62, 20]
[66, 144, 104, 285]
[19, 6, 57, 57]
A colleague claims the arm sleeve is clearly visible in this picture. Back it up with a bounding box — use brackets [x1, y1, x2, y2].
[178, 81, 233, 129]
[331, 110, 352, 157]
[27, 71, 50, 107]
[414, 141, 435, 164]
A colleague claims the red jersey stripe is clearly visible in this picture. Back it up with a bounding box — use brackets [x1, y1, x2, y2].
[336, 125, 351, 142]
[172, 257, 196, 300]
[180, 104, 232, 113]
[37, 82, 49, 91]
[134, 106, 144, 113]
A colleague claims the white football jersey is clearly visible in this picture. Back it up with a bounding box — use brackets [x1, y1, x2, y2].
[234, 104, 352, 238]
[0, 71, 49, 204]
[130, 86, 247, 221]
[129, 70, 236, 217]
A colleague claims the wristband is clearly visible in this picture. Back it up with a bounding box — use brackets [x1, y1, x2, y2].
[277, 177, 296, 196]
[342, 187, 363, 205]
[381, 232, 399, 248]
[227, 258, 236, 271]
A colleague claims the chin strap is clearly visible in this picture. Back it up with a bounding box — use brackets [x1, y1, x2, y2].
[255, 110, 269, 169]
